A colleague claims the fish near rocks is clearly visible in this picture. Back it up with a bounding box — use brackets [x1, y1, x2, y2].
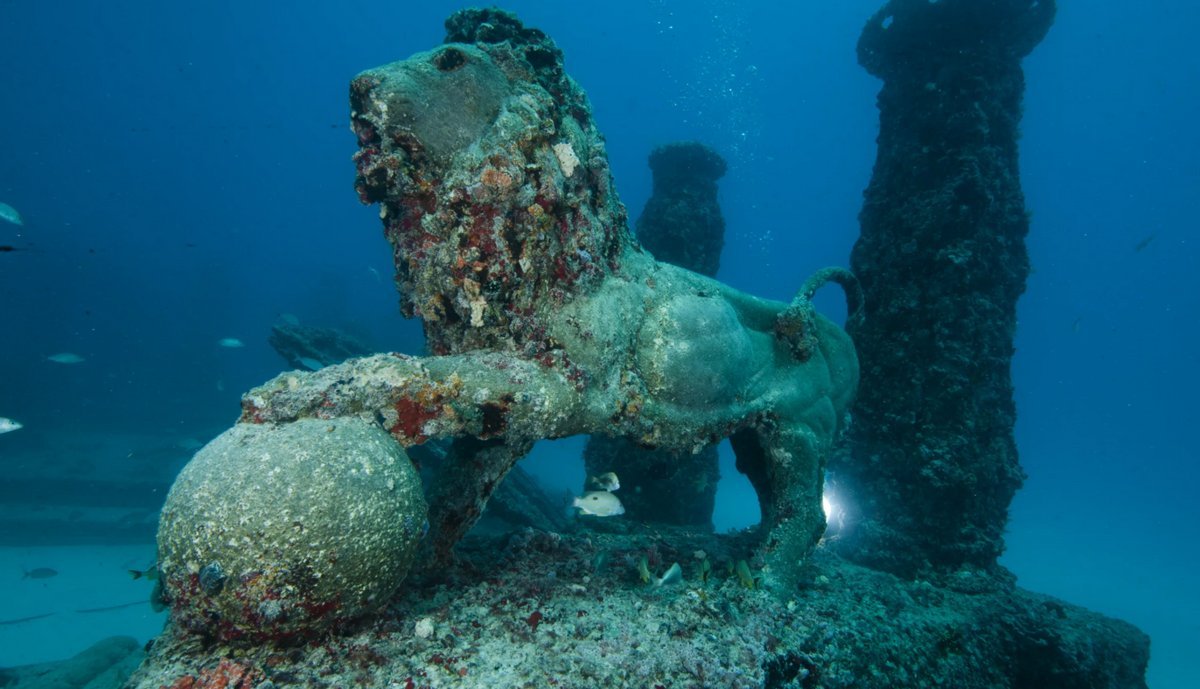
[0, 417, 22, 434]
[573, 491, 624, 517]
[298, 357, 324, 371]
[588, 472, 620, 492]
[129, 562, 159, 580]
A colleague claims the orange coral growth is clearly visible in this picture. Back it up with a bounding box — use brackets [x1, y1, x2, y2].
[390, 376, 464, 443]
[166, 659, 264, 689]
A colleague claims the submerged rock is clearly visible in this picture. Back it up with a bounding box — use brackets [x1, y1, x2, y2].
[267, 321, 372, 372]
[126, 532, 1149, 689]
[0, 636, 141, 689]
[156, 417, 427, 641]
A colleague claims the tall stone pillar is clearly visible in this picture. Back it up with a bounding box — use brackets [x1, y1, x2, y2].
[834, 0, 1056, 578]
[635, 142, 727, 277]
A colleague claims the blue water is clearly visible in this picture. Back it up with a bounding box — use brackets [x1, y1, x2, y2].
[1, 1, 1196, 685]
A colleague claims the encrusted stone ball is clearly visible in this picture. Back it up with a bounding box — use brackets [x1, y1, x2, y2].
[157, 417, 427, 641]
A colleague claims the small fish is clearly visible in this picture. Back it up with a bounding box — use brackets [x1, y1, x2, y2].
[75, 600, 146, 614]
[636, 555, 652, 584]
[176, 437, 204, 451]
[0, 612, 54, 626]
[0, 245, 24, 252]
[0, 417, 22, 434]
[23, 567, 58, 580]
[572, 490, 625, 517]
[0, 201, 23, 226]
[279, 312, 301, 326]
[129, 562, 159, 581]
[654, 562, 682, 587]
[1071, 316, 1082, 333]
[298, 357, 324, 371]
[588, 471, 620, 492]
[368, 266, 382, 283]
[1133, 234, 1155, 252]
[217, 337, 245, 348]
[734, 559, 756, 590]
[47, 352, 85, 364]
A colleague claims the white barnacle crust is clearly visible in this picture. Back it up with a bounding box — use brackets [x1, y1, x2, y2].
[553, 142, 580, 177]
[156, 418, 427, 640]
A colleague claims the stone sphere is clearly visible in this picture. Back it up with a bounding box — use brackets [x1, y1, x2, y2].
[157, 417, 427, 641]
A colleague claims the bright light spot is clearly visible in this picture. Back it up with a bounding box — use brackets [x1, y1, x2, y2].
[821, 480, 850, 534]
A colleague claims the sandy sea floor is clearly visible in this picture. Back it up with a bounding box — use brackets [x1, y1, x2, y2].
[0, 544, 165, 667]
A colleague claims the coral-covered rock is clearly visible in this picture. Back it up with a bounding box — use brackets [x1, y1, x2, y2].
[126, 535, 1150, 689]
[157, 418, 427, 641]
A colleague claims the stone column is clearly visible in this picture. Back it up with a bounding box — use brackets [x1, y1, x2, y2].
[834, 0, 1056, 578]
[636, 142, 727, 277]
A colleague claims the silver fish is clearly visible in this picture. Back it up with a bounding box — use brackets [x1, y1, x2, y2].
[217, 338, 245, 348]
[655, 562, 682, 587]
[0, 202, 22, 226]
[23, 567, 57, 579]
[128, 561, 159, 581]
[298, 357, 324, 371]
[0, 417, 23, 434]
[588, 471, 620, 492]
[46, 352, 85, 364]
[572, 490, 625, 517]
[176, 437, 204, 451]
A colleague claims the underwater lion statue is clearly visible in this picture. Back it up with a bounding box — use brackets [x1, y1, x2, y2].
[232, 10, 860, 591]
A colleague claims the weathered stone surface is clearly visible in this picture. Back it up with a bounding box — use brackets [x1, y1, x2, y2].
[834, 0, 1056, 579]
[242, 303, 855, 580]
[583, 142, 728, 528]
[157, 417, 427, 641]
[126, 534, 1150, 689]
[277, 6, 859, 584]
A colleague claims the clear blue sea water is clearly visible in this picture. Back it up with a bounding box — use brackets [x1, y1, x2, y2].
[0, 1, 1195, 685]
